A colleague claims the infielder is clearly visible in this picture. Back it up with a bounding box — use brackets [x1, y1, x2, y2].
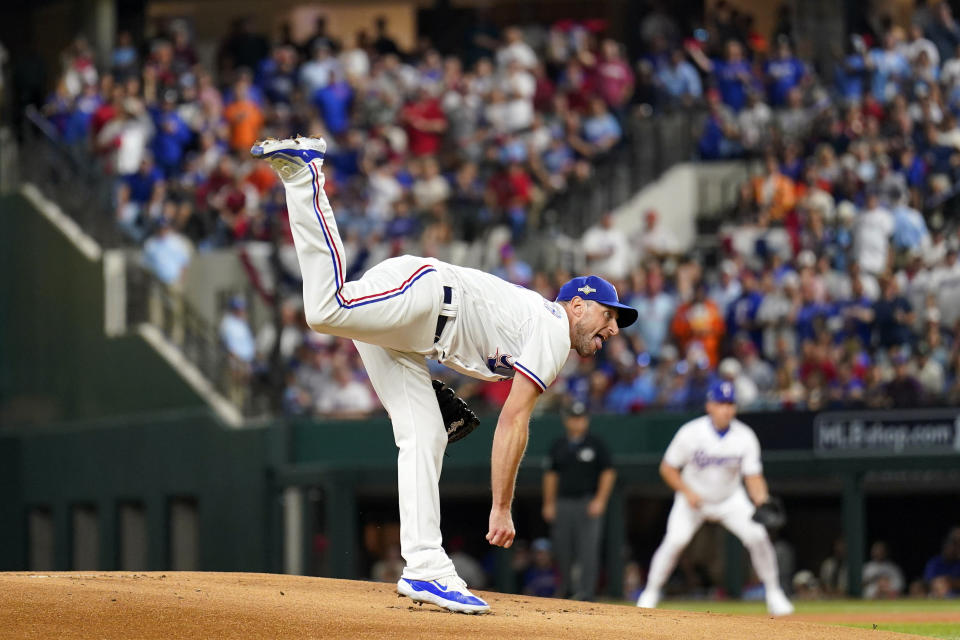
[252, 137, 638, 614]
[636, 381, 794, 616]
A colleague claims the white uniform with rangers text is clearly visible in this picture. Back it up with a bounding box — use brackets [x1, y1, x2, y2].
[640, 415, 789, 612]
[281, 156, 570, 580]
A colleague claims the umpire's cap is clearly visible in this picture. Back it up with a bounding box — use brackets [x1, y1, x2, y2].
[563, 401, 589, 418]
[556, 275, 638, 328]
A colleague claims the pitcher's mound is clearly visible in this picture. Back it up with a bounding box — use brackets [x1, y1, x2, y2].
[0, 572, 926, 640]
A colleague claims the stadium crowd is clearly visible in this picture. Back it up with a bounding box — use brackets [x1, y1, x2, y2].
[32, 2, 960, 418]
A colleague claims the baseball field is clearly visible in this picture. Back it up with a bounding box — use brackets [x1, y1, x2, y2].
[2, 572, 957, 639]
[655, 599, 960, 639]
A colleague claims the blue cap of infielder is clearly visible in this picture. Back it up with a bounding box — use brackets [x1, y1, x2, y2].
[707, 380, 736, 404]
[556, 275, 639, 328]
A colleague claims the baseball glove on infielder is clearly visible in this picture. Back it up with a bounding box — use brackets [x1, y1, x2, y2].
[433, 380, 480, 444]
[752, 496, 787, 531]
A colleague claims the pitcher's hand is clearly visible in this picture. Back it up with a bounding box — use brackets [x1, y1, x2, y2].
[486, 507, 515, 548]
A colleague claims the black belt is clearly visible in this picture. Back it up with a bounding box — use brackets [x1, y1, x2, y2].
[434, 286, 453, 343]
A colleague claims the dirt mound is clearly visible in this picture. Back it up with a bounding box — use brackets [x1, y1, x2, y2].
[0, 572, 928, 640]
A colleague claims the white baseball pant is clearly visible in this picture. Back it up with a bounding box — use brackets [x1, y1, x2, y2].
[283, 159, 457, 581]
[643, 488, 781, 600]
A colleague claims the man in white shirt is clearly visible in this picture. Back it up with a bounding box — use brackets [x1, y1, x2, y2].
[855, 193, 895, 275]
[497, 26, 537, 70]
[315, 354, 377, 418]
[582, 212, 632, 281]
[905, 24, 940, 68]
[637, 381, 794, 616]
[931, 248, 960, 327]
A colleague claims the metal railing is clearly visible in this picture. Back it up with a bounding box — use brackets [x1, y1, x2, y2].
[20, 105, 121, 246]
[539, 109, 707, 237]
[124, 259, 270, 418]
[20, 106, 271, 419]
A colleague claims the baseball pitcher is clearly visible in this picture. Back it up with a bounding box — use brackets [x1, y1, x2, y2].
[253, 137, 638, 614]
[636, 381, 794, 616]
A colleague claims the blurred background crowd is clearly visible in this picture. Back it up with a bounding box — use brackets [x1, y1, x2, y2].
[12, 0, 960, 420]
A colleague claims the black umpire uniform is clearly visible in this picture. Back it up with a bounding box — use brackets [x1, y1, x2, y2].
[542, 402, 617, 600]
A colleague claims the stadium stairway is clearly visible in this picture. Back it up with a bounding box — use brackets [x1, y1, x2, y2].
[0, 188, 243, 427]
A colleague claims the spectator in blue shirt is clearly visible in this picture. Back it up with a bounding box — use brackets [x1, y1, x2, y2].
[313, 71, 354, 136]
[796, 289, 830, 344]
[873, 277, 914, 349]
[63, 82, 102, 144]
[688, 39, 755, 111]
[726, 270, 764, 350]
[866, 31, 910, 103]
[581, 97, 622, 153]
[628, 265, 675, 358]
[838, 277, 875, 348]
[143, 217, 191, 285]
[124, 155, 165, 203]
[385, 199, 420, 241]
[220, 296, 256, 364]
[605, 353, 658, 413]
[257, 45, 299, 105]
[891, 192, 930, 251]
[923, 526, 960, 598]
[834, 35, 869, 105]
[698, 88, 742, 160]
[765, 37, 806, 107]
[655, 49, 703, 105]
[151, 90, 192, 177]
[927, 1, 960, 63]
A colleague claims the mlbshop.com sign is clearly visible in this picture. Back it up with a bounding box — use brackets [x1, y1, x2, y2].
[813, 409, 960, 456]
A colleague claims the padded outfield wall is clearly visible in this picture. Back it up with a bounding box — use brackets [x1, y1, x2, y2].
[2, 409, 959, 599]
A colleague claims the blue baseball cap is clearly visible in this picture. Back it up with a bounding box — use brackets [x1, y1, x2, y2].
[556, 275, 638, 328]
[707, 380, 736, 404]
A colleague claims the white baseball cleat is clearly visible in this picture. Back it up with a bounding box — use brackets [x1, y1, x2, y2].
[397, 575, 490, 614]
[636, 588, 660, 609]
[250, 136, 327, 181]
[766, 588, 795, 616]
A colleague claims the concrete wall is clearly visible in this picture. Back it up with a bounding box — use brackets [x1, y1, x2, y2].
[612, 161, 756, 251]
[0, 194, 204, 425]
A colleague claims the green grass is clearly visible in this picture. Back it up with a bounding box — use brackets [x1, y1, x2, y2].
[645, 599, 960, 639]
[657, 598, 960, 615]
[842, 623, 960, 640]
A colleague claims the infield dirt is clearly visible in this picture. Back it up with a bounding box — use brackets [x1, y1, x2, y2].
[0, 572, 935, 639]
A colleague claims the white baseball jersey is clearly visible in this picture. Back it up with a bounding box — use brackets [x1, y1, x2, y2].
[275, 151, 575, 582]
[431, 262, 572, 392]
[663, 416, 763, 504]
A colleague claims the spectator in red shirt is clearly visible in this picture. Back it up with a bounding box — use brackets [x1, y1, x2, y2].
[558, 58, 597, 112]
[799, 339, 838, 386]
[401, 86, 447, 156]
[596, 39, 634, 112]
[488, 160, 533, 209]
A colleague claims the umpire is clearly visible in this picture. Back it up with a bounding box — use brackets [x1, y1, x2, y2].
[541, 401, 617, 600]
